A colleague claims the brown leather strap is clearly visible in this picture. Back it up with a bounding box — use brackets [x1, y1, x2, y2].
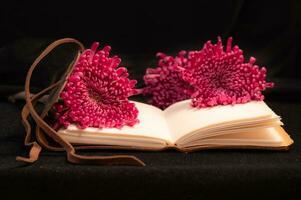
[16, 81, 61, 162]
[16, 38, 145, 166]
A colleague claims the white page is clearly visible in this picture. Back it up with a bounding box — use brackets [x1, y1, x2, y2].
[164, 100, 278, 143]
[187, 126, 283, 147]
[59, 101, 173, 143]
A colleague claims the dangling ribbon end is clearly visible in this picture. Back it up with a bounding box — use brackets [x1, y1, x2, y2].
[16, 142, 42, 164]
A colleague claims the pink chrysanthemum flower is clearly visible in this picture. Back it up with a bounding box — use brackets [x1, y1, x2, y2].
[143, 51, 194, 109]
[52, 42, 140, 129]
[181, 37, 274, 108]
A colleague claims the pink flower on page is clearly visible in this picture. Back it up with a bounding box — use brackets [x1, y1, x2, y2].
[181, 37, 274, 108]
[52, 42, 140, 129]
[143, 51, 194, 109]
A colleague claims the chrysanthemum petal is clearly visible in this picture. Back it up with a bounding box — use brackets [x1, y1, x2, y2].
[51, 43, 139, 129]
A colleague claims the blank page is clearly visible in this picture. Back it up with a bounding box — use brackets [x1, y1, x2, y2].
[164, 100, 278, 143]
[180, 126, 294, 150]
[59, 101, 173, 143]
[189, 126, 283, 146]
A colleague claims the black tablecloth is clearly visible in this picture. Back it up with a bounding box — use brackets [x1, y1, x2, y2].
[0, 100, 300, 199]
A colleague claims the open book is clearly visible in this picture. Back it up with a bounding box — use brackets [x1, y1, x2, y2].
[58, 100, 293, 152]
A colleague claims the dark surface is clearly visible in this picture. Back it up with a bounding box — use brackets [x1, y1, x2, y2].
[0, 100, 300, 199]
[1, 0, 301, 199]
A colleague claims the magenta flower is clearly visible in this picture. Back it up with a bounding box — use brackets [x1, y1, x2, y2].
[143, 51, 194, 109]
[52, 42, 140, 129]
[181, 37, 274, 108]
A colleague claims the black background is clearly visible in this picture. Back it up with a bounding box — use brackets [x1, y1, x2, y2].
[0, 1, 301, 199]
[0, 0, 301, 98]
